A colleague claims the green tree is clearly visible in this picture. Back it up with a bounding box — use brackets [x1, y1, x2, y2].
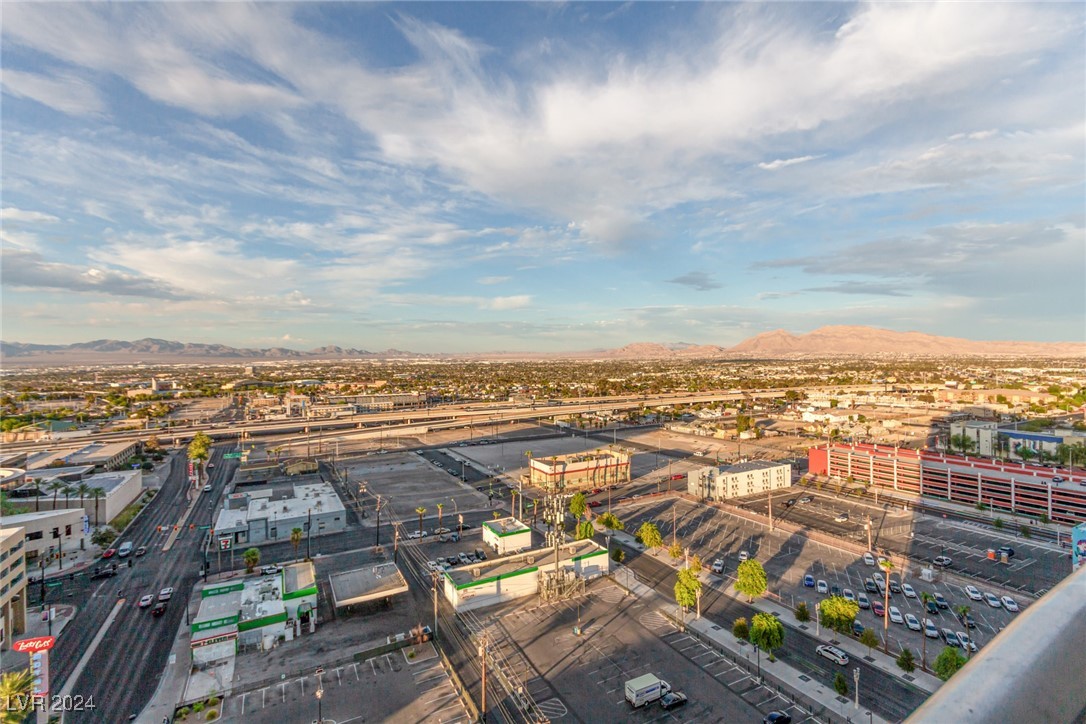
[47, 479, 66, 511]
[732, 617, 749, 641]
[819, 596, 860, 635]
[0, 668, 35, 724]
[860, 627, 880, 652]
[569, 492, 587, 520]
[897, 648, 916, 673]
[833, 672, 848, 696]
[674, 566, 702, 624]
[415, 506, 427, 535]
[188, 431, 212, 480]
[934, 646, 967, 681]
[795, 601, 810, 622]
[290, 527, 304, 561]
[668, 541, 683, 559]
[575, 521, 596, 540]
[750, 612, 785, 659]
[948, 433, 976, 455]
[1020, 524, 1031, 539]
[735, 559, 767, 602]
[993, 517, 1004, 530]
[91, 487, 105, 525]
[610, 548, 625, 564]
[243, 547, 260, 573]
[636, 521, 663, 552]
[596, 512, 625, 531]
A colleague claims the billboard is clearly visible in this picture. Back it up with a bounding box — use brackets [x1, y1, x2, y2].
[1073, 523, 1086, 573]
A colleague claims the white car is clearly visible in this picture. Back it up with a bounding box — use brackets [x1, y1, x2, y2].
[933, 556, 953, 567]
[984, 592, 1002, 608]
[862, 552, 875, 566]
[158, 587, 174, 602]
[426, 560, 441, 572]
[816, 580, 829, 594]
[902, 583, 917, 599]
[889, 606, 904, 624]
[965, 585, 983, 601]
[923, 618, 940, 638]
[1001, 596, 1019, 612]
[711, 559, 725, 574]
[905, 613, 922, 631]
[138, 594, 155, 608]
[816, 645, 849, 665]
[842, 588, 855, 602]
[956, 631, 978, 652]
[407, 530, 428, 539]
[738, 551, 749, 562]
[872, 571, 884, 584]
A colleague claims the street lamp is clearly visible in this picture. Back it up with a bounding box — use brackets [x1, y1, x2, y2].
[853, 667, 860, 710]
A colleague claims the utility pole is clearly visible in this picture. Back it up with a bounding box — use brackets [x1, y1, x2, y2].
[306, 508, 312, 559]
[767, 489, 773, 532]
[479, 634, 488, 723]
[431, 569, 440, 644]
[375, 495, 382, 547]
[866, 518, 873, 552]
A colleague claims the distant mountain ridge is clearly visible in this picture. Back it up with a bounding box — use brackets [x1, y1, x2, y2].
[1, 326, 1081, 365]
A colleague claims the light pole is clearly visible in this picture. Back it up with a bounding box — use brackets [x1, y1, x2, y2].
[315, 666, 325, 723]
[853, 667, 860, 710]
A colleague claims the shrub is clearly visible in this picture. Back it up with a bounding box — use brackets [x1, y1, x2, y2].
[1020, 525, 1031, 539]
[834, 672, 848, 696]
[205, 710, 218, 721]
[993, 517, 1004, 530]
[177, 707, 190, 720]
[610, 548, 625, 564]
[795, 602, 810, 622]
[206, 697, 219, 707]
[193, 702, 205, 713]
[732, 617, 749, 641]
[897, 648, 916, 673]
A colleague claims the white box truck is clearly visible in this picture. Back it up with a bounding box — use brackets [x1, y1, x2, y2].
[625, 673, 671, 708]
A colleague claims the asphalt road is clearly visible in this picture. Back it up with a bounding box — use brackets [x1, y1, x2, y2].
[620, 547, 927, 722]
[41, 448, 237, 722]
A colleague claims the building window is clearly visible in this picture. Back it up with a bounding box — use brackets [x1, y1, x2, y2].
[27, 531, 43, 541]
[51, 528, 60, 539]
[66, 525, 72, 536]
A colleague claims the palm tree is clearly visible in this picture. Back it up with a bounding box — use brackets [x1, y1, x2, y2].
[436, 503, 444, 532]
[47, 479, 66, 511]
[32, 478, 42, 512]
[920, 592, 935, 671]
[879, 558, 894, 653]
[91, 487, 105, 526]
[290, 527, 304, 561]
[415, 507, 427, 536]
[0, 668, 35, 724]
[531, 499, 539, 527]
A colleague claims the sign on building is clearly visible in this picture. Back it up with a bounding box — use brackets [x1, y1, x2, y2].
[1073, 523, 1086, 573]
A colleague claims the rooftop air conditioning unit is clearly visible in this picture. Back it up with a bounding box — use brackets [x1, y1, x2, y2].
[471, 567, 481, 578]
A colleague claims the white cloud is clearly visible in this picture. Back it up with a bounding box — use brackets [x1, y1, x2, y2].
[758, 156, 819, 171]
[3, 207, 60, 223]
[477, 276, 510, 285]
[1, 68, 105, 115]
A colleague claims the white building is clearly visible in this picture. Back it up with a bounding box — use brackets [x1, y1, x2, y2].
[443, 539, 609, 613]
[481, 517, 532, 556]
[688, 460, 792, 501]
[214, 479, 346, 546]
[0, 528, 27, 651]
[1, 510, 88, 565]
[9, 469, 143, 526]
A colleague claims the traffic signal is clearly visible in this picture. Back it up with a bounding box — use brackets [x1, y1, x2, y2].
[190, 523, 195, 530]
[157, 526, 163, 532]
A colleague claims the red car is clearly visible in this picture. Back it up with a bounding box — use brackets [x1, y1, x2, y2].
[102, 548, 116, 559]
[872, 601, 886, 617]
[592, 488, 603, 494]
[588, 500, 602, 508]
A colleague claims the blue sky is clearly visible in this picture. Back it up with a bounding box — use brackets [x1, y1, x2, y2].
[2, 2, 1083, 352]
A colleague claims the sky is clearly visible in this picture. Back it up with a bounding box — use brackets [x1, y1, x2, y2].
[2, 2, 1084, 353]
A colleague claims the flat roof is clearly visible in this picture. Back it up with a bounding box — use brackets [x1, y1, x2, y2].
[482, 517, 531, 537]
[283, 561, 315, 596]
[329, 562, 409, 608]
[214, 507, 248, 533]
[721, 460, 790, 474]
[83, 469, 142, 494]
[446, 539, 605, 587]
[239, 577, 286, 623]
[2, 509, 84, 526]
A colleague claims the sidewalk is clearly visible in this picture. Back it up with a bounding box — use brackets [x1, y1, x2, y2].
[138, 599, 193, 724]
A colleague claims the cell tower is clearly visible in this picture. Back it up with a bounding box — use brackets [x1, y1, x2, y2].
[538, 471, 585, 603]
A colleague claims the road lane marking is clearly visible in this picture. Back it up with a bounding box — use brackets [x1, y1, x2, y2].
[58, 598, 125, 699]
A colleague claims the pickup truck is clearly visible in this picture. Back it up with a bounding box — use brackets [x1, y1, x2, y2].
[625, 673, 671, 708]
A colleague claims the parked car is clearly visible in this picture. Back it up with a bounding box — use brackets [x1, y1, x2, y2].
[842, 589, 855, 602]
[803, 574, 815, 588]
[934, 593, 950, 609]
[965, 585, 983, 601]
[872, 601, 885, 617]
[660, 692, 688, 711]
[925, 599, 940, 616]
[998, 545, 1016, 558]
[1001, 596, 1019, 612]
[984, 592, 1002, 608]
[942, 628, 960, 646]
[816, 645, 849, 665]
[138, 594, 155, 608]
[956, 610, 977, 628]
[764, 713, 793, 724]
[934, 556, 953, 567]
[863, 578, 878, 593]
[872, 571, 884, 584]
[857, 592, 871, 609]
[784, 499, 796, 508]
[798, 496, 812, 504]
[889, 579, 902, 594]
[407, 531, 428, 539]
[588, 500, 602, 508]
[261, 565, 281, 576]
[852, 620, 865, 637]
[905, 613, 922, 631]
[458, 552, 472, 565]
[433, 527, 452, 535]
[863, 552, 875, 566]
[712, 559, 725, 574]
[889, 606, 904, 624]
[738, 551, 749, 562]
[956, 631, 977, 652]
[474, 549, 487, 561]
[816, 580, 829, 594]
[830, 585, 841, 597]
[923, 619, 940, 638]
[834, 512, 849, 522]
[902, 583, 917, 599]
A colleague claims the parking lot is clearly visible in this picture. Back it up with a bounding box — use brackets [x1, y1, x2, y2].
[475, 580, 813, 724]
[614, 495, 1031, 666]
[220, 642, 469, 723]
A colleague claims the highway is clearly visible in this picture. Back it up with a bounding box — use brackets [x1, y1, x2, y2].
[38, 448, 236, 722]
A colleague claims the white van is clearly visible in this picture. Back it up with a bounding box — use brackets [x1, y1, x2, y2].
[117, 541, 134, 557]
[625, 674, 671, 708]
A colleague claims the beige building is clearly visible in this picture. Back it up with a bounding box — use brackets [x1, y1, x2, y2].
[528, 450, 631, 492]
[1, 528, 28, 651]
[9, 469, 143, 525]
[689, 460, 792, 501]
[26, 440, 139, 472]
[2, 510, 88, 565]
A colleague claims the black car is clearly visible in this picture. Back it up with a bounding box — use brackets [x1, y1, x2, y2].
[999, 545, 1015, 558]
[957, 611, 977, 628]
[460, 524, 474, 530]
[151, 602, 168, 617]
[864, 578, 878, 593]
[784, 499, 796, 507]
[764, 713, 793, 724]
[660, 692, 687, 711]
[889, 580, 902, 594]
[925, 600, 940, 616]
[852, 620, 865, 637]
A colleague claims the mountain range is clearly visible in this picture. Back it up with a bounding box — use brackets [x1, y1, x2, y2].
[1, 327, 1081, 365]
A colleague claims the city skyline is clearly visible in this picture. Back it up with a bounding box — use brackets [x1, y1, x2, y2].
[2, 2, 1083, 352]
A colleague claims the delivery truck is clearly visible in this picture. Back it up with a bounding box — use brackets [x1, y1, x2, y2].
[625, 673, 671, 708]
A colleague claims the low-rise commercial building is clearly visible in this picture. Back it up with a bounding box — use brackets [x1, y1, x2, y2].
[528, 450, 630, 492]
[481, 517, 533, 556]
[688, 460, 792, 501]
[9, 469, 142, 526]
[443, 539, 610, 613]
[26, 441, 139, 472]
[0, 528, 28, 651]
[214, 476, 346, 546]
